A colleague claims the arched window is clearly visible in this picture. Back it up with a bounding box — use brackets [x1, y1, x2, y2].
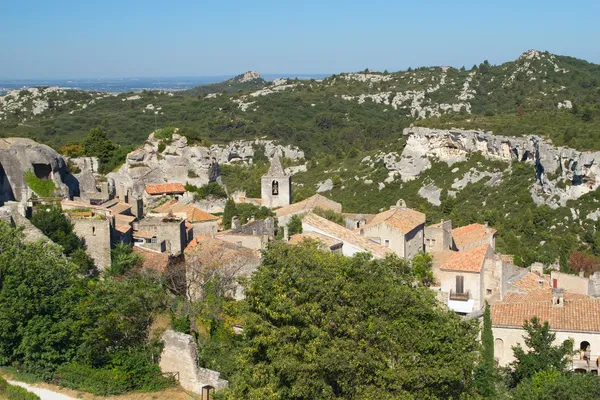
[272, 180, 279, 196]
[581, 341, 591, 360]
[495, 338, 504, 359]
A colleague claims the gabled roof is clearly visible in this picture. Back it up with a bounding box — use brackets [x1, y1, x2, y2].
[363, 207, 426, 234]
[145, 183, 186, 195]
[302, 212, 392, 259]
[452, 223, 496, 249]
[115, 224, 132, 234]
[106, 201, 132, 215]
[289, 232, 343, 249]
[132, 246, 169, 273]
[439, 243, 491, 273]
[509, 272, 551, 292]
[154, 200, 218, 222]
[185, 236, 260, 263]
[491, 291, 600, 332]
[264, 156, 287, 177]
[275, 194, 342, 217]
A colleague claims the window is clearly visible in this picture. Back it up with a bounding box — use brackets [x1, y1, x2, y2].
[384, 239, 390, 247]
[272, 180, 279, 195]
[486, 289, 492, 295]
[553, 279, 558, 288]
[456, 276, 464, 294]
[92, 226, 96, 236]
[151, 237, 157, 244]
[495, 338, 504, 359]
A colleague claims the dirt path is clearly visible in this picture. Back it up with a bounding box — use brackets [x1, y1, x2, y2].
[8, 381, 77, 400]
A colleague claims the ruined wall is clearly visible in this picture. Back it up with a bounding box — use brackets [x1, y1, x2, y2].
[71, 218, 111, 270]
[159, 330, 228, 394]
[551, 271, 591, 295]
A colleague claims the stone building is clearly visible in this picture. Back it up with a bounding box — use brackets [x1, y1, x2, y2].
[133, 217, 187, 256]
[491, 288, 600, 372]
[70, 215, 112, 270]
[261, 156, 291, 209]
[302, 212, 392, 259]
[289, 231, 343, 253]
[152, 200, 219, 238]
[343, 213, 375, 230]
[358, 204, 426, 260]
[424, 219, 453, 253]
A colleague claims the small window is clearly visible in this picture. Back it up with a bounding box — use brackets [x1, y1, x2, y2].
[456, 276, 464, 294]
[272, 180, 279, 196]
[92, 227, 96, 236]
[151, 237, 157, 244]
[384, 239, 390, 247]
[486, 289, 492, 295]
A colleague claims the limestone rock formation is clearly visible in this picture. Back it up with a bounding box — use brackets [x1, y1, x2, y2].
[394, 127, 600, 208]
[0, 137, 77, 204]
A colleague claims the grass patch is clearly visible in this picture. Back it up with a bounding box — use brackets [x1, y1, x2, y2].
[24, 172, 56, 198]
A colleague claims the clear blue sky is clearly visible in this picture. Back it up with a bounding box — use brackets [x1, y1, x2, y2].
[1, 0, 599, 79]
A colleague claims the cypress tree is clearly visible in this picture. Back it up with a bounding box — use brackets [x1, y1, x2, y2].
[222, 198, 238, 230]
[474, 302, 496, 397]
[482, 301, 495, 368]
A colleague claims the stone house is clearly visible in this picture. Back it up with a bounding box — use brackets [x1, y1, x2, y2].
[452, 223, 496, 251]
[275, 194, 342, 227]
[144, 182, 186, 197]
[261, 156, 291, 209]
[343, 213, 375, 230]
[184, 236, 261, 301]
[424, 219, 453, 253]
[302, 212, 392, 259]
[70, 213, 112, 270]
[432, 244, 495, 314]
[491, 288, 600, 372]
[231, 216, 276, 238]
[152, 200, 219, 238]
[358, 206, 426, 260]
[133, 217, 187, 256]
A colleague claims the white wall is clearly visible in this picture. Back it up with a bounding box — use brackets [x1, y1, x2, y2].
[303, 223, 369, 258]
[437, 269, 483, 312]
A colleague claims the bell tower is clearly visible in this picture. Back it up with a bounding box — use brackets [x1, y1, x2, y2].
[261, 156, 291, 208]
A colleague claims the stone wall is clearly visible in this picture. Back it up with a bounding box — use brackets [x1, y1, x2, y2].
[159, 330, 228, 394]
[71, 217, 111, 270]
[136, 218, 186, 256]
[551, 271, 590, 295]
[424, 220, 453, 253]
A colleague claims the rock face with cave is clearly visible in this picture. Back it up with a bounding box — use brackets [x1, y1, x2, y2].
[0, 137, 78, 204]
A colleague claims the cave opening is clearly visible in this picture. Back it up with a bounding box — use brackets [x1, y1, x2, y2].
[0, 163, 15, 205]
[32, 163, 52, 179]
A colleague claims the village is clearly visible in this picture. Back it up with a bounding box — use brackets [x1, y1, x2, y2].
[2, 138, 600, 395]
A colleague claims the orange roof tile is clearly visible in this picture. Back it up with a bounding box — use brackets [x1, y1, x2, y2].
[115, 224, 132, 234]
[133, 231, 155, 239]
[275, 194, 342, 217]
[363, 207, 426, 234]
[145, 183, 186, 195]
[132, 246, 169, 273]
[502, 289, 588, 304]
[115, 214, 136, 224]
[185, 236, 260, 265]
[440, 243, 491, 273]
[510, 272, 550, 292]
[491, 291, 600, 332]
[452, 223, 496, 249]
[302, 212, 392, 259]
[107, 201, 132, 215]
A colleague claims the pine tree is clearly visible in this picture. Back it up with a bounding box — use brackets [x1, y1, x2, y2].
[222, 198, 238, 230]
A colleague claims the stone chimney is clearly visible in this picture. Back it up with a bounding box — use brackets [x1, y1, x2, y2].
[232, 217, 241, 232]
[283, 226, 289, 242]
[552, 288, 565, 307]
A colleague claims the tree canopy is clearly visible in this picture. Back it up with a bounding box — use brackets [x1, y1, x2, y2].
[224, 242, 478, 399]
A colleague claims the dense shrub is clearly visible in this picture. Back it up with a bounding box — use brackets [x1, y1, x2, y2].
[24, 172, 56, 198]
[0, 376, 40, 400]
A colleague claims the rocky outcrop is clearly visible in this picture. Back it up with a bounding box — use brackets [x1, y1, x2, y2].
[108, 131, 305, 197]
[0, 137, 78, 203]
[397, 127, 600, 208]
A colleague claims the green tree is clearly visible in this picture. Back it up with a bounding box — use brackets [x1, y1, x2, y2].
[83, 128, 116, 165]
[474, 302, 496, 397]
[410, 251, 434, 286]
[107, 243, 142, 276]
[222, 198, 238, 230]
[513, 369, 600, 400]
[509, 317, 574, 386]
[30, 206, 82, 255]
[224, 242, 478, 399]
[286, 214, 303, 236]
[582, 108, 594, 122]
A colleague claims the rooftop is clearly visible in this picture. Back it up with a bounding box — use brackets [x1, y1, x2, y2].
[508, 272, 551, 292]
[133, 231, 155, 239]
[264, 156, 287, 177]
[185, 236, 260, 265]
[363, 207, 426, 234]
[452, 223, 497, 249]
[154, 200, 218, 223]
[145, 183, 186, 195]
[491, 290, 600, 332]
[275, 194, 342, 217]
[439, 243, 491, 273]
[302, 212, 392, 259]
[289, 231, 343, 249]
[106, 201, 132, 215]
[132, 246, 169, 273]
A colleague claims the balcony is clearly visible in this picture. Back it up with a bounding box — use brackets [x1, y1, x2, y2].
[572, 354, 599, 373]
[449, 289, 470, 301]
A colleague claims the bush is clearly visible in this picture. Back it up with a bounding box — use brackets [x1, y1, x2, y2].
[24, 171, 56, 198]
[0, 376, 40, 400]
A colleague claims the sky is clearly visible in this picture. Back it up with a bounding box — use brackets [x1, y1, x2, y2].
[1, 0, 599, 79]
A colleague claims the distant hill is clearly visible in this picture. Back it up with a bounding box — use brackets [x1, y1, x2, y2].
[181, 71, 268, 96]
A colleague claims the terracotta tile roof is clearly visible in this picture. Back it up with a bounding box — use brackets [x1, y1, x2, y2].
[115, 214, 136, 224]
[289, 232, 343, 249]
[431, 249, 458, 269]
[107, 201, 132, 215]
[302, 212, 392, 259]
[439, 243, 491, 273]
[132, 246, 169, 273]
[363, 207, 426, 234]
[115, 224, 132, 234]
[275, 194, 342, 217]
[452, 223, 497, 249]
[502, 289, 589, 304]
[145, 183, 186, 195]
[491, 291, 600, 332]
[185, 221, 193, 231]
[185, 236, 260, 264]
[133, 231, 155, 239]
[510, 272, 550, 292]
[154, 200, 218, 223]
